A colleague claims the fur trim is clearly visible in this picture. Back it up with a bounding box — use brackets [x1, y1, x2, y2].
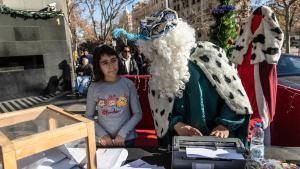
[191, 41, 253, 115]
[254, 64, 270, 129]
[148, 89, 174, 138]
[148, 41, 253, 138]
[231, 6, 284, 65]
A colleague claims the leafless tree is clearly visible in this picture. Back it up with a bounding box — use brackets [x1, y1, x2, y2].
[271, 0, 300, 53]
[98, 0, 134, 43]
[81, 0, 98, 40]
[66, 0, 82, 46]
[234, 0, 251, 24]
[78, 0, 134, 43]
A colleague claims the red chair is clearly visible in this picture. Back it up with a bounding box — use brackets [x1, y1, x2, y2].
[122, 75, 158, 147]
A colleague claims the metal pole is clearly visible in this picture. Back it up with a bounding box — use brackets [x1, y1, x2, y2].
[165, 0, 168, 8]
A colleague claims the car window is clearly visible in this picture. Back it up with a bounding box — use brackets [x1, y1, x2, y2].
[278, 55, 300, 76]
[290, 58, 300, 69]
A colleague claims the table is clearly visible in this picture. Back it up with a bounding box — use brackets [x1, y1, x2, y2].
[127, 147, 172, 169]
[265, 146, 300, 164]
[126, 146, 300, 169]
[0, 105, 97, 169]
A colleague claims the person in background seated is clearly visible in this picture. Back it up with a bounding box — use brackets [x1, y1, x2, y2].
[75, 57, 93, 96]
[119, 45, 139, 75]
[78, 49, 93, 66]
[85, 45, 142, 147]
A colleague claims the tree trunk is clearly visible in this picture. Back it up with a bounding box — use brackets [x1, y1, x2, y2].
[285, 7, 290, 53]
[91, 18, 98, 41]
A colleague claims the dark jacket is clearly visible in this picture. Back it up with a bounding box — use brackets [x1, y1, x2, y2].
[76, 64, 93, 78]
[119, 55, 139, 75]
[134, 53, 149, 75]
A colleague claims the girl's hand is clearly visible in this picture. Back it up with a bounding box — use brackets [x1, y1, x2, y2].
[174, 122, 202, 136]
[99, 135, 113, 146]
[210, 125, 229, 138]
[113, 135, 125, 146]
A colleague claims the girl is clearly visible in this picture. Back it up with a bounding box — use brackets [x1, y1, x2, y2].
[85, 45, 142, 147]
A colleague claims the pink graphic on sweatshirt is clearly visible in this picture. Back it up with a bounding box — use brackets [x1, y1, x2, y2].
[97, 95, 128, 116]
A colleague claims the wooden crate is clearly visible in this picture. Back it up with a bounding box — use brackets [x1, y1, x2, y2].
[0, 105, 96, 169]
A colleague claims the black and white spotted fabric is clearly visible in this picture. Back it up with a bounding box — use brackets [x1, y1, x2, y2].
[148, 89, 174, 138]
[231, 6, 284, 65]
[148, 41, 253, 138]
[191, 41, 253, 115]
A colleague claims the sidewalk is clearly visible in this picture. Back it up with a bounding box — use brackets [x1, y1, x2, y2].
[0, 91, 68, 113]
[40, 92, 87, 114]
[0, 91, 87, 114]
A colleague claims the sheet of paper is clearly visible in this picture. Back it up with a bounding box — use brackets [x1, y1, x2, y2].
[120, 159, 165, 169]
[123, 159, 150, 167]
[186, 147, 244, 160]
[17, 148, 68, 169]
[65, 148, 87, 164]
[49, 158, 77, 169]
[96, 148, 128, 169]
[120, 167, 165, 169]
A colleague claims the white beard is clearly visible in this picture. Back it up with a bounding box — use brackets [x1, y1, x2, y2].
[137, 20, 196, 137]
[138, 20, 196, 98]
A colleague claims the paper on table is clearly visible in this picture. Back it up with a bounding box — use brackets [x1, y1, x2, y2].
[120, 159, 165, 169]
[119, 166, 165, 169]
[96, 148, 128, 169]
[65, 148, 87, 164]
[186, 147, 244, 160]
[17, 148, 68, 169]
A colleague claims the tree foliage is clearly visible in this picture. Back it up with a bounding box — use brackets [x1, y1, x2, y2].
[210, 0, 238, 57]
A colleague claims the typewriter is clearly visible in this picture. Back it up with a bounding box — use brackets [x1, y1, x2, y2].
[172, 136, 247, 169]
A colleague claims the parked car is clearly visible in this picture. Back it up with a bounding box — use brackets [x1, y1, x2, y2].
[277, 54, 300, 88]
[272, 54, 300, 146]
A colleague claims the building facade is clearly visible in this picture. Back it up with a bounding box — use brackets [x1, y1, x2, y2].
[118, 7, 133, 33]
[170, 0, 219, 40]
[0, 0, 72, 100]
[118, 0, 250, 40]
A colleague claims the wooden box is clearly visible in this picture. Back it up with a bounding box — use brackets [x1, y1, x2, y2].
[0, 105, 96, 169]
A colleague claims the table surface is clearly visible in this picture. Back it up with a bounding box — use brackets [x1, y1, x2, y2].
[126, 146, 300, 169]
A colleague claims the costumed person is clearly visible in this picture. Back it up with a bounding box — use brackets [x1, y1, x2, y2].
[85, 45, 142, 147]
[231, 6, 284, 145]
[112, 9, 252, 146]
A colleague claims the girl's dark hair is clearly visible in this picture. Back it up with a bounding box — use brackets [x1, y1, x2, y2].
[93, 45, 122, 82]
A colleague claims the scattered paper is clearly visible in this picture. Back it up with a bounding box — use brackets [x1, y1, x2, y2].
[120, 159, 165, 169]
[186, 147, 244, 160]
[65, 148, 87, 164]
[96, 148, 128, 169]
[17, 148, 68, 169]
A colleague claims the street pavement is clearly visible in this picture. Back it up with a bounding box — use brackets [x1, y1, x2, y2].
[0, 91, 87, 114]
